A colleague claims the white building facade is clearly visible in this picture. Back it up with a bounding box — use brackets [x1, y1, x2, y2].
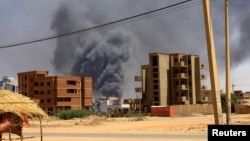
[0, 75, 18, 92]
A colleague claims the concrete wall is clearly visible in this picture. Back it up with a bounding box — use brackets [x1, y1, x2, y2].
[174, 104, 214, 116]
[235, 105, 250, 114]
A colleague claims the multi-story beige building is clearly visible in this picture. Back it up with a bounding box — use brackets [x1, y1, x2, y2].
[234, 90, 250, 106]
[17, 70, 92, 115]
[140, 53, 207, 111]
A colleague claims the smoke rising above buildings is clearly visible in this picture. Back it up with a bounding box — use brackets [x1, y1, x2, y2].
[50, 0, 250, 98]
[51, 2, 140, 98]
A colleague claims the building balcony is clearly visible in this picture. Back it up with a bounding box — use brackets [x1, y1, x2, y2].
[202, 96, 209, 102]
[177, 84, 188, 90]
[174, 61, 187, 67]
[177, 73, 188, 78]
[173, 96, 188, 104]
[178, 96, 187, 102]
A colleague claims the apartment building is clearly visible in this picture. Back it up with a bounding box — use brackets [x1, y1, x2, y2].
[17, 70, 92, 115]
[140, 53, 207, 111]
[234, 90, 250, 106]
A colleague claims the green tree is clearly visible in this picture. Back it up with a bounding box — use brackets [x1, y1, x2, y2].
[220, 93, 237, 113]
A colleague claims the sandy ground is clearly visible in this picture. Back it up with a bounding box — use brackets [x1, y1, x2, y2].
[2, 113, 250, 141]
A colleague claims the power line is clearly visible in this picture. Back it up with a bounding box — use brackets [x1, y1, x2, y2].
[0, 0, 193, 49]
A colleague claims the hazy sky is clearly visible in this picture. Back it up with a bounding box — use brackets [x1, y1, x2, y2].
[1, 0, 250, 98]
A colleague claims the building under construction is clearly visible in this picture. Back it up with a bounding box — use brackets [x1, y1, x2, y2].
[139, 53, 208, 112]
[17, 70, 92, 115]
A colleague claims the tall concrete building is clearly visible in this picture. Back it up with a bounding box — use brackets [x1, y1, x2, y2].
[141, 53, 207, 111]
[17, 70, 92, 115]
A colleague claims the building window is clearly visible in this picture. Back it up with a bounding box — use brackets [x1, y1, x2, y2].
[189, 82, 192, 86]
[154, 96, 159, 101]
[57, 98, 71, 102]
[67, 89, 75, 93]
[64, 106, 71, 110]
[153, 79, 158, 84]
[40, 99, 44, 103]
[153, 73, 158, 78]
[34, 82, 39, 86]
[47, 82, 50, 86]
[65, 98, 71, 101]
[175, 81, 179, 85]
[67, 80, 77, 85]
[40, 82, 44, 86]
[153, 85, 158, 90]
[34, 90, 39, 94]
[175, 70, 178, 74]
[189, 93, 192, 97]
[152, 56, 158, 66]
[47, 99, 51, 103]
[154, 91, 159, 96]
[153, 68, 158, 73]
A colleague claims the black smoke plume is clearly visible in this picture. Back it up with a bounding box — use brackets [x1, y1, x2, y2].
[51, 2, 139, 99]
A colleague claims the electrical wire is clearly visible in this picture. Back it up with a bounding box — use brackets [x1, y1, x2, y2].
[0, 0, 195, 49]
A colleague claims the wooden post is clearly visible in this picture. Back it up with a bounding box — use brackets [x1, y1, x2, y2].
[225, 0, 231, 125]
[202, 0, 223, 124]
[39, 116, 43, 141]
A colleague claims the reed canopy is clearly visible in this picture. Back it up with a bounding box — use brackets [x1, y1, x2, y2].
[0, 90, 48, 120]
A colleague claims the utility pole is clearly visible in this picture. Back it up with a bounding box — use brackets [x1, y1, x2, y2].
[225, 0, 231, 125]
[202, 0, 223, 124]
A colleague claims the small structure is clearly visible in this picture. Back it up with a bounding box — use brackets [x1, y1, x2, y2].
[0, 76, 18, 92]
[0, 90, 48, 140]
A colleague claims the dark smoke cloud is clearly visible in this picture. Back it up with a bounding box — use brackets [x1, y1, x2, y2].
[208, 0, 250, 69]
[51, 1, 140, 98]
[231, 6, 250, 67]
[51, 0, 250, 97]
[71, 29, 138, 98]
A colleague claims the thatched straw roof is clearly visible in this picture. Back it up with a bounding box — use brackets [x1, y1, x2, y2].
[0, 90, 49, 119]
